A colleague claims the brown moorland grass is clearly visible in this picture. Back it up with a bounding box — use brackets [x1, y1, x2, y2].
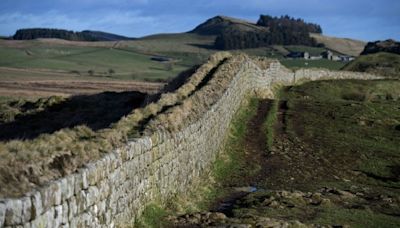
[0, 52, 234, 198]
[310, 33, 366, 56]
[0, 80, 163, 98]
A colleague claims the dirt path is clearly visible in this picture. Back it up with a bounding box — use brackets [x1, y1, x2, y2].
[240, 99, 273, 186]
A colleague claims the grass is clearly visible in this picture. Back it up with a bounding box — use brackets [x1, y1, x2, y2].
[133, 96, 262, 225]
[284, 45, 327, 56]
[0, 35, 352, 86]
[266, 79, 400, 226]
[263, 99, 279, 150]
[134, 204, 168, 228]
[314, 206, 400, 228]
[280, 58, 346, 70]
[212, 97, 260, 184]
[0, 45, 187, 81]
[342, 52, 400, 78]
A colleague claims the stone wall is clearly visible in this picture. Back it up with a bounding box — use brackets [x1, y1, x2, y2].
[0, 56, 384, 228]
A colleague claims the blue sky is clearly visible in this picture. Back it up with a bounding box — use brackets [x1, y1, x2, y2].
[0, 0, 399, 41]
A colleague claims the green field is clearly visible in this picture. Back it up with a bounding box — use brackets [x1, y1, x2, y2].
[284, 45, 326, 56]
[0, 36, 351, 84]
[280, 58, 346, 70]
[0, 44, 189, 81]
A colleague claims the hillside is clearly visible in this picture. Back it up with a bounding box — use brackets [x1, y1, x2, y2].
[201, 15, 322, 50]
[342, 52, 400, 77]
[310, 33, 366, 56]
[12, 28, 133, 41]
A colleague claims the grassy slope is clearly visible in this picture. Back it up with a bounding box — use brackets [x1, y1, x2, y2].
[342, 52, 400, 78]
[263, 80, 400, 226]
[0, 44, 187, 81]
[310, 33, 366, 56]
[0, 33, 358, 85]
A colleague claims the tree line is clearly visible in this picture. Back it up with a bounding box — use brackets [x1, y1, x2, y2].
[12, 28, 99, 41]
[215, 15, 323, 50]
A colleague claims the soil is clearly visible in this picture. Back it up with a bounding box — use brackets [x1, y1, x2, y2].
[235, 99, 272, 186]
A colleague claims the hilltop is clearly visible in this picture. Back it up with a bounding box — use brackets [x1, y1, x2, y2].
[189, 15, 269, 35]
[191, 15, 323, 50]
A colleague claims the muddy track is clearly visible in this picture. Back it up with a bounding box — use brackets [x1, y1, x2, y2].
[241, 99, 273, 186]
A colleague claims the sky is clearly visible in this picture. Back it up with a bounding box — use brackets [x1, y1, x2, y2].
[0, 0, 399, 41]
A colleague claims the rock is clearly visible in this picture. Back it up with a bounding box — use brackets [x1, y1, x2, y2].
[361, 39, 400, 55]
[4, 199, 23, 226]
[209, 212, 227, 221]
[269, 201, 279, 208]
[0, 201, 5, 226]
[338, 190, 356, 199]
[310, 193, 322, 206]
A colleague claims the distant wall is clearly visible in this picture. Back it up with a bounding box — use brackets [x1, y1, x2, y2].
[0, 55, 384, 228]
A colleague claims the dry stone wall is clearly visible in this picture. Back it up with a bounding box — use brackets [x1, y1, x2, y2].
[0, 56, 384, 228]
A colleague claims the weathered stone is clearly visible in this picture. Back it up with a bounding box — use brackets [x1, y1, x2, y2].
[76, 190, 88, 214]
[54, 205, 63, 227]
[30, 207, 53, 228]
[0, 201, 6, 226]
[21, 197, 32, 223]
[86, 186, 100, 207]
[61, 175, 75, 202]
[30, 191, 42, 220]
[67, 197, 77, 221]
[4, 199, 23, 226]
[39, 182, 62, 212]
[61, 201, 69, 225]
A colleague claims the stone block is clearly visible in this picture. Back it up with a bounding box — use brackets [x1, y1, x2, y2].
[30, 191, 42, 221]
[21, 196, 32, 224]
[76, 190, 88, 214]
[0, 201, 5, 227]
[54, 205, 63, 227]
[4, 199, 23, 226]
[67, 197, 77, 221]
[60, 175, 75, 202]
[86, 186, 100, 207]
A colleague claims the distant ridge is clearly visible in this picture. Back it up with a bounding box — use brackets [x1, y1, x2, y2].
[189, 15, 268, 35]
[81, 30, 134, 41]
[12, 28, 134, 41]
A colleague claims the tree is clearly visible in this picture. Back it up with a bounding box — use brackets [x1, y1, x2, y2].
[108, 68, 115, 76]
[88, 70, 94, 76]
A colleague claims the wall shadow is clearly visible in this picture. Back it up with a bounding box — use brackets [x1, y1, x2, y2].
[0, 91, 147, 141]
